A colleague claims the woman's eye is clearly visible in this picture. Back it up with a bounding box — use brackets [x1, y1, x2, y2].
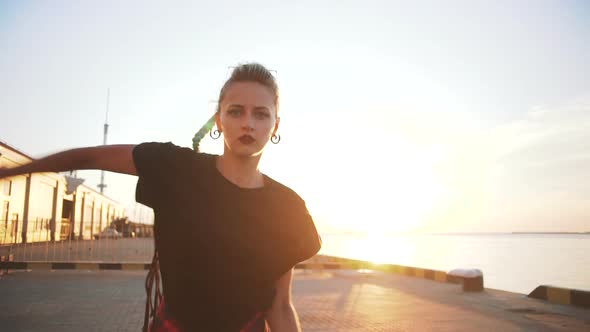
[255, 112, 270, 119]
[228, 109, 241, 116]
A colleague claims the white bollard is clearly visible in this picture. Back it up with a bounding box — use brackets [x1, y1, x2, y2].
[448, 268, 484, 292]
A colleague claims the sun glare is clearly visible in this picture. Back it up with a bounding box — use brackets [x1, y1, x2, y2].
[357, 146, 449, 234]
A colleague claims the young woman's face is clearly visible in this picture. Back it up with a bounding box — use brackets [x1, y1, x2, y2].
[216, 81, 279, 158]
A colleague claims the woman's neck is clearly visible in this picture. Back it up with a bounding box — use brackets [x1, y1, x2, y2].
[216, 153, 264, 188]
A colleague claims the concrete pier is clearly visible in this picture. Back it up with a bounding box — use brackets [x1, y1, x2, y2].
[0, 269, 588, 331]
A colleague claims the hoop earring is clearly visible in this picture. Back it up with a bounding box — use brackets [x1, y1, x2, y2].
[209, 128, 221, 139]
[271, 134, 281, 144]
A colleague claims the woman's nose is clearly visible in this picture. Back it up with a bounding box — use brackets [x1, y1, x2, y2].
[241, 113, 255, 131]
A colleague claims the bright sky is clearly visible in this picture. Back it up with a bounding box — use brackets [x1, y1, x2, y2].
[1, 1, 589, 234]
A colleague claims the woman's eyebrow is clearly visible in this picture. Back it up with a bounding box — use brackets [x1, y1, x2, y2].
[227, 104, 269, 111]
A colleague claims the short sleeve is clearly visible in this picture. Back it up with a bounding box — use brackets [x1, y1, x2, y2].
[132, 142, 181, 208]
[271, 194, 322, 276]
[293, 198, 322, 263]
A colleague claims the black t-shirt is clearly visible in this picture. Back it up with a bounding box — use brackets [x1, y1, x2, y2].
[133, 142, 322, 331]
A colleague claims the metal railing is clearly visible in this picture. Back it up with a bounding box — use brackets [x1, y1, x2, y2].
[0, 219, 154, 263]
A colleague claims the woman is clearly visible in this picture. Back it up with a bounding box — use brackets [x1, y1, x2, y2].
[0, 63, 322, 331]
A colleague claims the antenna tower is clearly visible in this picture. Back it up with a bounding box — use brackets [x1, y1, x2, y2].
[98, 88, 109, 194]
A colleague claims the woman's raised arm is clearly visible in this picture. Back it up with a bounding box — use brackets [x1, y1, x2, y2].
[0, 144, 138, 178]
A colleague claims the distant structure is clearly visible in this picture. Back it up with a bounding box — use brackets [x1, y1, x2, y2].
[97, 89, 109, 194]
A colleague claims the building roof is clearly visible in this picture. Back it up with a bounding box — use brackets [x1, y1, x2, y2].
[0, 140, 35, 160]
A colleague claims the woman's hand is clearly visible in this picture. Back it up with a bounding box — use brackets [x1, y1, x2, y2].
[0, 167, 8, 179]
